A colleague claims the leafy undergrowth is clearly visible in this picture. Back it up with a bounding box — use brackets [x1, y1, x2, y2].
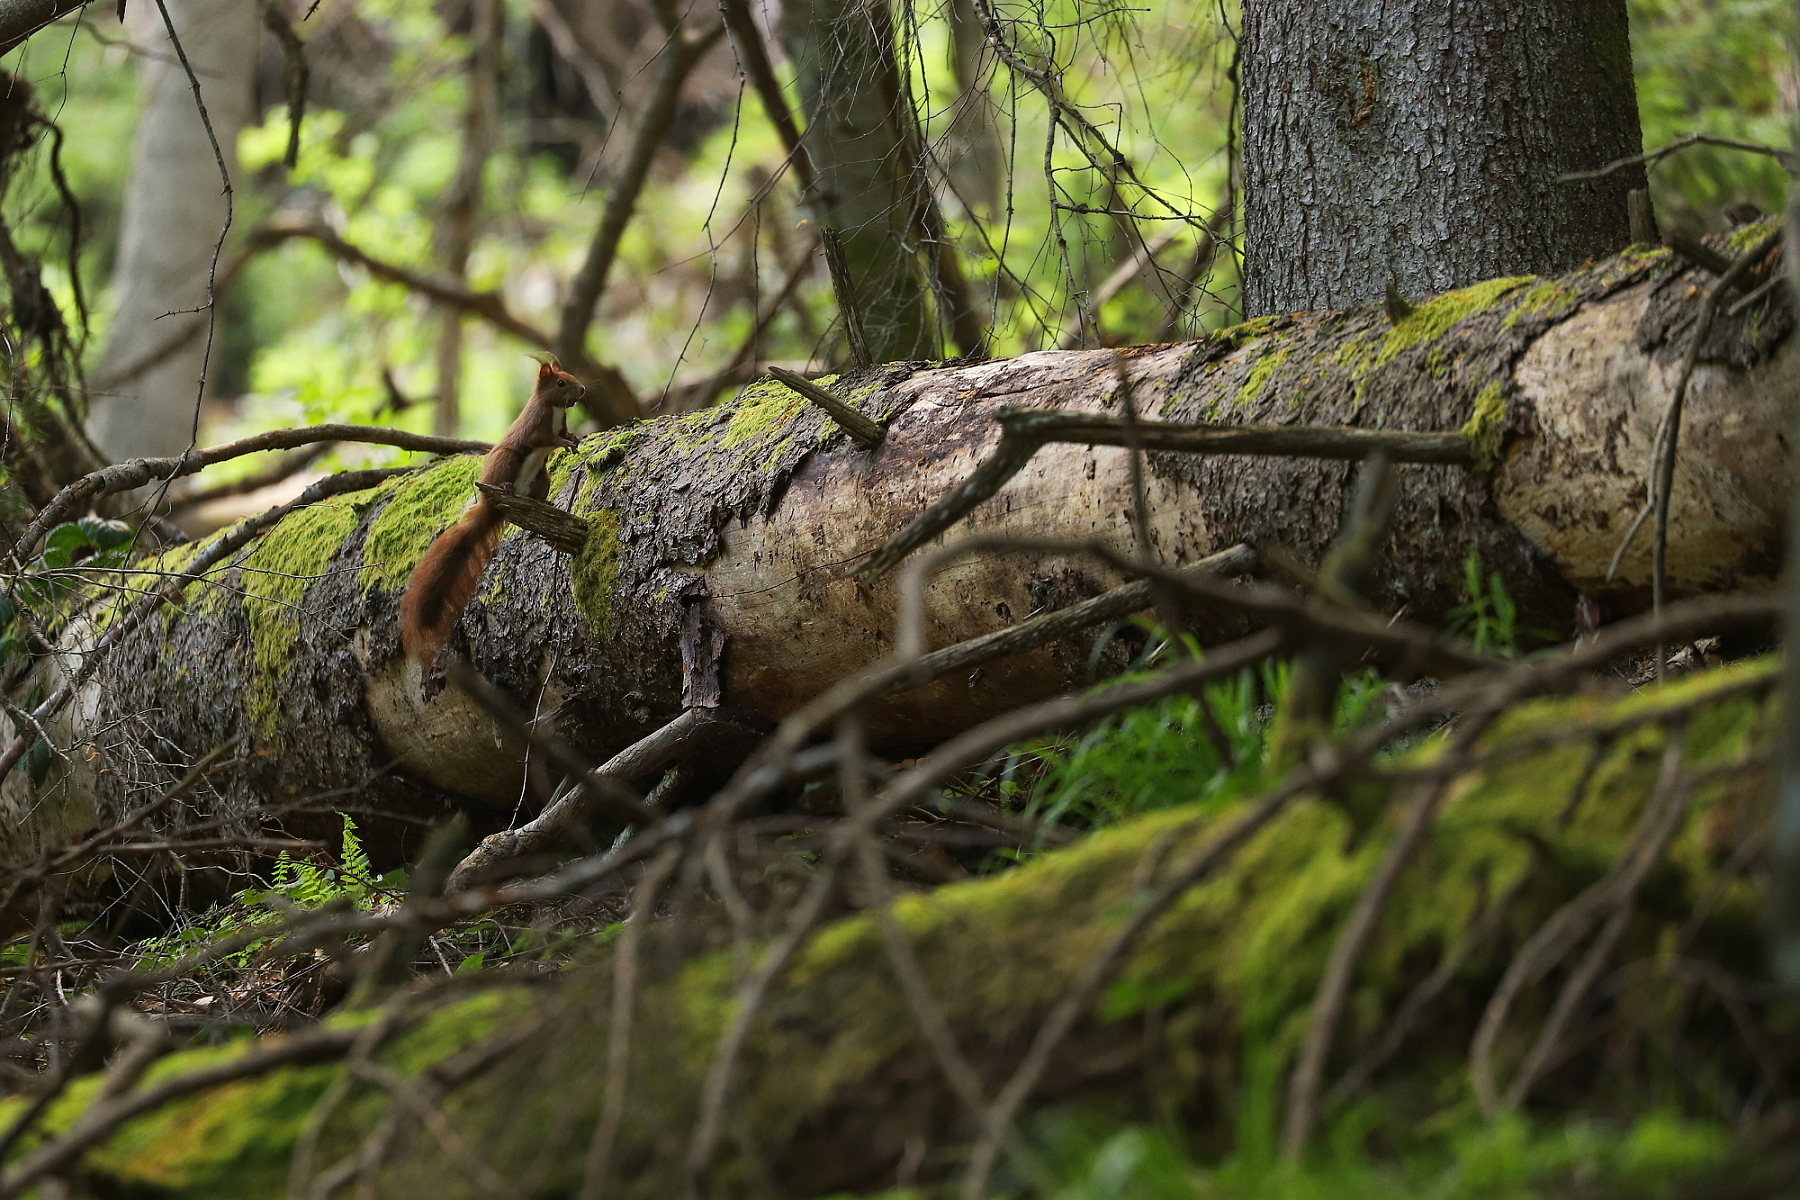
[977, 1107, 1766, 1200]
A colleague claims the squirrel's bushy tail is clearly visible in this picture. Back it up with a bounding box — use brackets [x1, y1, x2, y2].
[399, 501, 505, 667]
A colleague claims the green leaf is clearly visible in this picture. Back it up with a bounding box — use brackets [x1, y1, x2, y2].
[42, 522, 90, 566]
[27, 737, 52, 788]
[77, 517, 134, 550]
[454, 952, 486, 975]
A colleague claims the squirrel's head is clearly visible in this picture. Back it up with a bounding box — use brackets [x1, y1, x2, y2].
[531, 354, 586, 407]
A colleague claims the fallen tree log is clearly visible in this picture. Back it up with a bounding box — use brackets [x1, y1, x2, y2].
[2, 662, 1774, 1198]
[1, 231, 1792, 862]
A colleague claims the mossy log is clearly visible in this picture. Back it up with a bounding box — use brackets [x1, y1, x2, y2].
[1, 232, 1792, 862]
[4, 662, 1774, 1198]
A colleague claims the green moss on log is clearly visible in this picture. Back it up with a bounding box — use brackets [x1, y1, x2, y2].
[571, 509, 622, 634]
[358, 459, 482, 596]
[1375, 276, 1534, 367]
[240, 496, 366, 744]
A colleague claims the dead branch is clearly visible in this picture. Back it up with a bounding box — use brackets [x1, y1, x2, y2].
[765, 366, 885, 448]
[9, 425, 484, 567]
[555, 18, 725, 371]
[819, 226, 873, 367]
[1559, 131, 1798, 181]
[443, 700, 715, 892]
[473, 482, 590, 553]
[167, 443, 334, 511]
[855, 408, 1472, 580]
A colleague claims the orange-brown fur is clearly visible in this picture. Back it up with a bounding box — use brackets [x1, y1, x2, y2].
[399, 358, 585, 668]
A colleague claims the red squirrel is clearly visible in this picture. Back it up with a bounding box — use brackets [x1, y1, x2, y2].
[399, 357, 585, 668]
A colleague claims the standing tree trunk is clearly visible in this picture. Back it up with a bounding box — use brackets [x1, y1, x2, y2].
[780, 0, 939, 363]
[1240, 0, 1645, 316]
[89, 0, 260, 461]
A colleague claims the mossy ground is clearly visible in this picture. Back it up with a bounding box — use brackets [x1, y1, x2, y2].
[15, 660, 1775, 1199]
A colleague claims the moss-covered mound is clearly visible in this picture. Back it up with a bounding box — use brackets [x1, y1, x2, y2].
[5, 660, 1779, 1198]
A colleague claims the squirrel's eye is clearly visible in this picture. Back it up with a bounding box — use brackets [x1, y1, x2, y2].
[554, 378, 567, 388]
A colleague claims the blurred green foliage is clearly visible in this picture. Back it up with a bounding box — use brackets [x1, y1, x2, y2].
[0, 0, 1785, 470]
[1630, 0, 1794, 233]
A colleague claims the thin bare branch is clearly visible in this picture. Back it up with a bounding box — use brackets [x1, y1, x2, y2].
[854, 405, 1471, 580]
[1559, 131, 1798, 181]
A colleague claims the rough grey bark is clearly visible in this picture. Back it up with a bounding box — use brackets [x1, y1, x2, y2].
[1240, 0, 1645, 317]
[4, 241, 1791, 869]
[779, 0, 939, 363]
[89, 0, 260, 462]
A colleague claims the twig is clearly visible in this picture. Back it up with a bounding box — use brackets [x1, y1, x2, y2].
[892, 534, 1493, 680]
[840, 712, 1046, 1185]
[0, 1, 96, 57]
[1058, 229, 1180, 349]
[718, 0, 816, 199]
[1500, 730, 1693, 1111]
[687, 628, 1281, 1189]
[1726, 272, 1787, 317]
[853, 407, 1471, 580]
[0, 742, 238, 917]
[1647, 230, 1779, 671]
[0, 1026, 359, 1198]
[258, 222, 555, 348]
[1559, 131, 1798, 181]
[1280, 769, 1462, 1157]
[443, 663, 668, 840]
[259, 0, 310, 170]
[555, 18, 724, 369]
[1468, 726, 1692, 1119]
[819, 226, 873, 368]
[765, 366, 885, 448]
[10, 423, 482, 567]
[168, 443, 334, 511]
[960, 747, 1328, 1196]
[150, 0, 232, 447]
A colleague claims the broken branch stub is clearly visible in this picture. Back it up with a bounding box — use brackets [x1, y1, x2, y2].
[474, 482, 589, 554]
[765, 366, 885, 448]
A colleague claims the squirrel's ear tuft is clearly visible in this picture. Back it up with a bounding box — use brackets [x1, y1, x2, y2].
[528, 352, 563, 378]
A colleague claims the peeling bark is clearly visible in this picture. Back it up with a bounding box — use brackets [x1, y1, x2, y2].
[2, 237, 1792, 862]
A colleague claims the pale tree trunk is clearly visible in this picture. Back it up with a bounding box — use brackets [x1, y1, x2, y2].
[780, 0, 939, 363]
[2, 240, 1791, 867]
[1241, 0, 1645, 316]
[89, 0, 260, 462]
